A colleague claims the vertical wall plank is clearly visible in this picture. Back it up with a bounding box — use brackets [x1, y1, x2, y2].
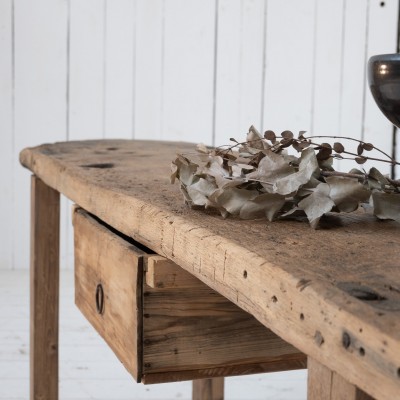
[162, 0, 215, 144]
[69, 0, 105, 140]
[134, 0, 164, 139]
[338, 0, 369, 172]
[214, 0, 265, 147]
[0, 0, 13, 269]
[104, 0, 136, 139]
[66, 0, 106, 269]
[14, 0, 68, 269]
[311, 0, 344, 136]
[263, 0, 316, 134]
[363, 0, 398, 175]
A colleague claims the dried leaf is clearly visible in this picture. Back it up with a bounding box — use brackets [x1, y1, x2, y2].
[280, 206, 306, 218]
[368, 167, 389, 190]
[170, 163, 178, 184]
[372, 191, 400, 221]
[187, 177, 218, 206]
[298, 131, 307, 140]
[247, 150, 295, 192]
[298, 183, 335, 229]
[326, 176, 370, 212]
[202, 157, 227, 178]
[247, 125, 265, 149]
[274, 148, 319, 195]
[240, 193, 286, 221]
[196, 143, 209, 154]
[333, 142, 344, 153]
[171, 156, 198, 186]
[211, 188, 259, 215]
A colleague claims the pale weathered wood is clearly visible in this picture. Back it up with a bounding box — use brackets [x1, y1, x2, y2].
[73, 208, 145, 381]
[74, 209, 305, 384]
[308, 358, 375, 400]
[142, 265, 305, 383]
[20, 140, 400, 400]
[30, 176, 60, 400]
[146, 255, 202, 289]
[193, 378, 224, 400]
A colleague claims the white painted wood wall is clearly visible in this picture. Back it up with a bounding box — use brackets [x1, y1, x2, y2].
[0, 0, 398, 270]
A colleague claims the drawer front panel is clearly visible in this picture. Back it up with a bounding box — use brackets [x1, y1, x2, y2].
[73, 208, 144, 381]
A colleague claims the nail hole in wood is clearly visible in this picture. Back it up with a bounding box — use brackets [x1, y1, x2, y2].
[300, 313, 304, 320]
[271, 295, 278, 303]
[397, 368, 400, 378]
[337, 282, 386, 301]
[95, 284, 104, 315]
[342, 332, 351, 349]
[243, 270, 247, 279]
[359, 347, 365, 356]
[314, 330, 324, 347]
[80, 163, 115, 169]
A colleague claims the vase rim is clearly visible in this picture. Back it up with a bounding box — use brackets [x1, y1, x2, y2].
[369, 53, 400, 64]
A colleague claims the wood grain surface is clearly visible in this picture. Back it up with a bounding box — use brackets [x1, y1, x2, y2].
[74, 209, 305, 384]
[30, 176, 60, 400]
[192, 377, 224, 400]
[74, 208, 144, 381]
[307, 358, 374, 400]
[20, 140, 400, 400]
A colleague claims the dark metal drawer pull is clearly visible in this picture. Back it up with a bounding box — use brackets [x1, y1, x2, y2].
[95, 283, 104, 315]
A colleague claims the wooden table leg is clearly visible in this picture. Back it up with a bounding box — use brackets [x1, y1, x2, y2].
[192, 377, 224, 400]
[30, 176, 60, 400]
[308, 357, 374, 400]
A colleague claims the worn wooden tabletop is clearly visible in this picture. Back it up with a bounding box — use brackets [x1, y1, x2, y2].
[20, 140, 400, 400]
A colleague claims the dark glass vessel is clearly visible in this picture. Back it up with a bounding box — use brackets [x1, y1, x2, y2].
[368, 53, 400, 128]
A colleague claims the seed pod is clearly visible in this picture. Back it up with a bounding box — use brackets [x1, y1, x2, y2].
[281, 130, 294, 139]
[355, 156, 367, 164]
[333, 142, 344, 153]
[264, 130, 276, 141]
[362, 142, 374, 151]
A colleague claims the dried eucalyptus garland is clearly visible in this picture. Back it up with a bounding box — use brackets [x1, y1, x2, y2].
[171, 126, 400, 228]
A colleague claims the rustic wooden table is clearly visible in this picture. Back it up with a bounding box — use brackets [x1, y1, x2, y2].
[20, 140, 400, 400]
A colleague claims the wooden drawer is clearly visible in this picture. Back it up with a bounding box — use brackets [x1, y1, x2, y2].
[73, 208, 306, 384]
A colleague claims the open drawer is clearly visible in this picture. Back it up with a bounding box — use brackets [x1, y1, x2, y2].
[73, 207, 306, 384]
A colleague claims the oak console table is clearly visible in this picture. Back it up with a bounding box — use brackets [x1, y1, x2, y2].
[20, 140, 400, 400]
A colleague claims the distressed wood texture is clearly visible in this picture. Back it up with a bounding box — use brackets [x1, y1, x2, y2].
[308, 358, 374, 400]
[192, 377, 224, 400]
[142, 259, 305, 384]
[145, 255, 201, 289]
[73, 208, 144, 381]
[74, 208, 304, 384]
[30, 176, 60, 400]
[20, 140, 400, 399]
